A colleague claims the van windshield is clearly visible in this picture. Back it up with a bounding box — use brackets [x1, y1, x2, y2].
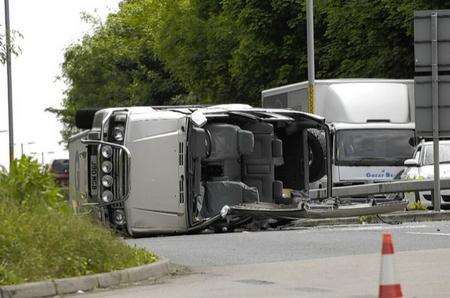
[336, 129, 415, 166]
[422, 144, 450, 165]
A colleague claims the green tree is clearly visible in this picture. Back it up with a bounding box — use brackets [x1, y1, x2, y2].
[154, 0, 318, 104]
[0, 28, 22, 63]
[152, 0, 240, 103]
[317, 0, 450, 78]
[318, 0, 410, 79]
[223, 0, 315, 101]
[52, 0, 186, 140]
[56, 0, 450, 138]
[156, 0, 450, 102]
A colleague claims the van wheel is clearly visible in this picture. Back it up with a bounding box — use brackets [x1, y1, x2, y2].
[307, 128, 327, 183]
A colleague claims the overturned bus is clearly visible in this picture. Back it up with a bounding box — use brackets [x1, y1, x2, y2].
[69, 105, 407, 236]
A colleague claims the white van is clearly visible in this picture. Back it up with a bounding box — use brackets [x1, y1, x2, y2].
[68, 104, 407, 236]
[262, 79, 416, 188]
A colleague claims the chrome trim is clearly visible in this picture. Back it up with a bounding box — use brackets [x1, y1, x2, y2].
[81, 139, 131, 206]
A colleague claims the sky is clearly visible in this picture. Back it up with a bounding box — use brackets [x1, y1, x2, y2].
[0, 0, 122, 168]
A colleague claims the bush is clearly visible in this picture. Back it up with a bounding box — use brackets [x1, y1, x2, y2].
[0, 157, 68, 212]
[357, 215, 377, 224]
[407, 200, 427, 211]
[0, 157, 157, 286]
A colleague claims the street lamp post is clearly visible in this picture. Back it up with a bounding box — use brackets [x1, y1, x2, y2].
[31, 151, 55, 165]
[22, 142, 35, 156]
[306, 0, 315, 114]
[4, 0, 14, 169]
[15, 142, 35, 156]
[42, 151, 55, 165]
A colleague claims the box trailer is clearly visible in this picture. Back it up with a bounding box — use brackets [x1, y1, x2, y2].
[262, 79, 416, 188]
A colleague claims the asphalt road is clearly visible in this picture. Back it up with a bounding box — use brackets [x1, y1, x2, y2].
[80, 221, 450, 297]
[127, 221, 450, 266]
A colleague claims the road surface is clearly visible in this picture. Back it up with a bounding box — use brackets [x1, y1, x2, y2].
[80, 221, 450, 297]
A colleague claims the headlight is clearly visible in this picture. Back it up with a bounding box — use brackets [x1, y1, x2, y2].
[101, 161, 113, 174]
[101, 190, 113, 203]
[113, 209, 126, 226]
[101, 145, 113, 159]
[102, 175, 113, 188]
[113, 126, 125, 142]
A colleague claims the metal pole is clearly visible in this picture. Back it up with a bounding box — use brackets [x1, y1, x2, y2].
[41, 152, 44, 164]
[4, 0, 14, 168]
[431, 12, 441, 211]
[325, 125, 333, 199]
[20, 143, 23, 156]
[306, 0, 315, 114]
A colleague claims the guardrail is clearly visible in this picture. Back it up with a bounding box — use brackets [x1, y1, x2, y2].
[309, 179, 450, 199]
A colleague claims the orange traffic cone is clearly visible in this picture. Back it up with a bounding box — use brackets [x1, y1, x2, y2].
[379, 233, 404, 298]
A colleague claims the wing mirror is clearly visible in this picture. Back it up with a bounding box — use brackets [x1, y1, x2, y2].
[404, 159, 419, 167]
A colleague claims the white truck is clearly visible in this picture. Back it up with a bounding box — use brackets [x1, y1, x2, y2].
[68, 104, 407, 236]
[262, 79, 416, 189]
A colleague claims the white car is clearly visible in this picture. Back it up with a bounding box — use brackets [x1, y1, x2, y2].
[403, 140, 450, 208]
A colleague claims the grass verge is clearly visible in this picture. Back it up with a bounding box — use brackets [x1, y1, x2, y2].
[0, 157, 157, 286]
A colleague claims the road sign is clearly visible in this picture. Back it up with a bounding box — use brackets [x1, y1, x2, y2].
[414, 76, 450, 137]
[414, 9, 450, 211]
[415, 10, 450, 73]
[414, 10, 450, 138]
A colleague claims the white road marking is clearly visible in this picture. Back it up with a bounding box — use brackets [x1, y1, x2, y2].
[335, 224, 429, 231]
[406, 232, 450, 236]
[291, 223, 432, 234]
